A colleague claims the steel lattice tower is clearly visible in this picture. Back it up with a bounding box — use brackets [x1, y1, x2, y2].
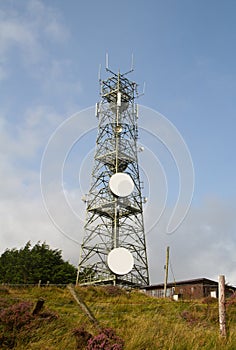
[77, 66, 149, 287]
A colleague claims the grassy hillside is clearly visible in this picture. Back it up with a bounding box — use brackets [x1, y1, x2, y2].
[0, 285, 236, 349]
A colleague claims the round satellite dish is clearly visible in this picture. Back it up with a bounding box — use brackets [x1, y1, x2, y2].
[109, 173, 134, 197]
[107, 247, 134, 275]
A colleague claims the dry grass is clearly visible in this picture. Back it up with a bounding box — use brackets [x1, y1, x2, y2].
[0, 286, 236, 349]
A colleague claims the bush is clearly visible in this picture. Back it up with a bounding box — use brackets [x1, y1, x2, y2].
[38, 309, 59, 321]
[0, 286, 10, 295]
[0, 301, 33, 330]
[226, 292, 236, 306]
[180, 310, 198, 325]
[0, 297, 10, 309]
[0, 333, 15, 349]
[202, 296, 217, 304]
[72, 326, 92, 349]
[87, 328, 124, 350]
[103, 286, 125, 297]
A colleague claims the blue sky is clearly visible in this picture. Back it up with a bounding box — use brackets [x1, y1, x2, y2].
[1, 0, 236, 285]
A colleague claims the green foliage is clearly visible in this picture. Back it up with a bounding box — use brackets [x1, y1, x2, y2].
[0, 241, 77, 284]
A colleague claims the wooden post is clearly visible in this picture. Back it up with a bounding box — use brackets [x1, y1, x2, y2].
[32, 298, 45, 315]
[67, 284, 100, 330]
[218, 275, 226, 337]
[164, 246, 170, 298]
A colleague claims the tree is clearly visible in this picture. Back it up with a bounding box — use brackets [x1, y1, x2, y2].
[0, 241, 77, 284]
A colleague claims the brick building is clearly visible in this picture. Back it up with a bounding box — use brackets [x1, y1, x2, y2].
[142, 278, 236, 300]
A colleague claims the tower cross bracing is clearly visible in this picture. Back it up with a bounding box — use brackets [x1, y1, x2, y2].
[77, 68, 149, 287]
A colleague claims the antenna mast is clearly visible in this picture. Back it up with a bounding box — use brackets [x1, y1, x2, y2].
[77, 60, 149, 287]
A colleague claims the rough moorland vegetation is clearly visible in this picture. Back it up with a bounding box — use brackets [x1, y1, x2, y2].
[0, 285, 236, 349]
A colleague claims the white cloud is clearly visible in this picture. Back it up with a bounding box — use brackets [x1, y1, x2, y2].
[0, 64, 8, 81]
[27, 0, 69, 42]
[0, 194, 81, 265]
[147, 197, 236, 286]
[0, 107, 63, 160]
[39, 59, 82, 97]
[0, 0, 69, 75]
[0, 105, 82, 261]
[0, 1, 82, 116]
[0, 2, 79, 259]
[0, 16, 41, 63]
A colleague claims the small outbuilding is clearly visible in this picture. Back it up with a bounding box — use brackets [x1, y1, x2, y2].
[142, 278, 236, 300]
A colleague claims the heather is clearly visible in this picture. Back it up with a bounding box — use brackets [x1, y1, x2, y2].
[0, 286, 235, 349]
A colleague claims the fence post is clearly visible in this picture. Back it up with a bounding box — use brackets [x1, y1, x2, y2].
[67, 284, 100, 330]
[218, 275, 226, 337]
[32, 298, 45, 315]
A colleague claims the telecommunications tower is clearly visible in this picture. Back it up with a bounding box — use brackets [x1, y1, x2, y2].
[77, 61, 149, 287]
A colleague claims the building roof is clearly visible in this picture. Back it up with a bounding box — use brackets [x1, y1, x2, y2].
[142, 278, 236, 290]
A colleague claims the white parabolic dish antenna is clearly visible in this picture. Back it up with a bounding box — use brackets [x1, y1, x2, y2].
[109, 173, 134, 197]
[107, 247, 134, 275]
